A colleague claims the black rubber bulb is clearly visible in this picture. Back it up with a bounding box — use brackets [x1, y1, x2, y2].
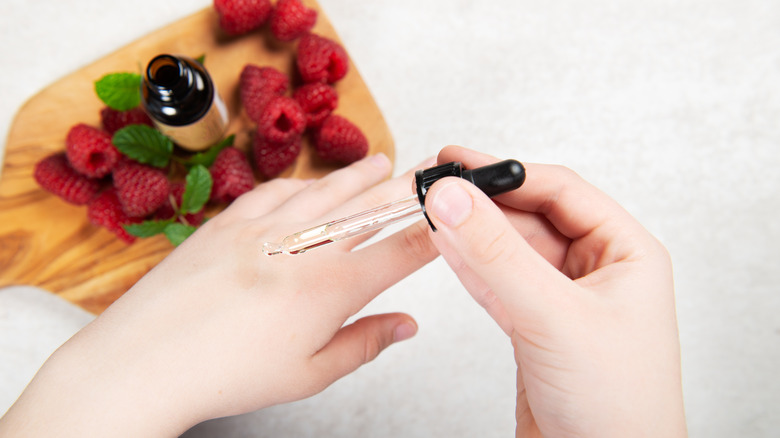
[414, 159, 527, 231]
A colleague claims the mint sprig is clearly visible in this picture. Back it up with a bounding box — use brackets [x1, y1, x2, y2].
[112, 126, 233, 170]
[123, 165, 213, 246]
[186, 134, 234, 168]
[181, 165, 212, 214]
[95, 72, 142, 111]
[113, 125, 174, 168]
[164, 223, 199, 246]
[123, 219, 173, 238]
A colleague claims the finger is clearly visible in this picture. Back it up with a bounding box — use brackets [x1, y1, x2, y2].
[437, 146, 640, 241]
[271, 153, 393, 221]
[425, 177, 572, 324]
[222, 177, 312, 219]
[500, 207, 570, 269]
[336, 220, 438, 312]
[310, 313, 417, 383]
[437, 144, 501, 168]
[432, 236, 515, 335]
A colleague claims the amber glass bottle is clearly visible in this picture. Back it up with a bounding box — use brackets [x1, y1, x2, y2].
[140, 54, 228, 151]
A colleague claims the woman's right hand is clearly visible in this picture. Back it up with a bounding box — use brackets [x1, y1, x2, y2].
[424, 146, 687, 437]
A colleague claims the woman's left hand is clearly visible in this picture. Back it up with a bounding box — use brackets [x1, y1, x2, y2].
[0, 154, 438, 437]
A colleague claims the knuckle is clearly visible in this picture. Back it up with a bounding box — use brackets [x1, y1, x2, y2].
[401, 222, 436, 258]
[473, 228, 517, 266]
[550, 164, 580, 181]
[473, 284, 499, 310]
[363, 332, 386, 364]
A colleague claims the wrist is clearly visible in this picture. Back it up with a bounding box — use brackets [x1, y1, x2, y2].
[1, 318, 197, 437]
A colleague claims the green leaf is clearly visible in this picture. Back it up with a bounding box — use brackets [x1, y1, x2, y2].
[180, 165, 212, 214]
[185, 134, 235, 168]
[195, 54, 206, 65]
[94, 72, 142, 111]
[164, 223, 198, 246]
[123, 219, 173, 238]
[113, 125, 174, 168]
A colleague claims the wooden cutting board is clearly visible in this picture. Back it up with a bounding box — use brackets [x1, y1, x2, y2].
[0, 3, 394, 314]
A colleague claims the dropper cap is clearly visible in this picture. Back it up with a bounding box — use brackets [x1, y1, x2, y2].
[414, 160, 526, 231]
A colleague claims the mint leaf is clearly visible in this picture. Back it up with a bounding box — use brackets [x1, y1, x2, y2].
[180, 165, 212, 214]
[95, 72, 142, 111]
[113, 125, 173, 168]
[123, 219, 173, 238]
[164, 223, 197, 246]
[185, 134, 235, 168]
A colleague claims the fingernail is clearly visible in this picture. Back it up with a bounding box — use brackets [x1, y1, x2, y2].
[430, 182, 473, 227]
[393, 321, 417, 342]
[367, 152, 390, 168]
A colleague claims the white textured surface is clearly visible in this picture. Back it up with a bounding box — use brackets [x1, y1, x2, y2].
[1, 0, 779, 436]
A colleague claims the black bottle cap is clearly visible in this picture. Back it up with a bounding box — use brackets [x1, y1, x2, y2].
[414, 159, 526, 231]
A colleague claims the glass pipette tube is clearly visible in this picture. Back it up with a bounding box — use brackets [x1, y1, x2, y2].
[263, 195, 422, 256]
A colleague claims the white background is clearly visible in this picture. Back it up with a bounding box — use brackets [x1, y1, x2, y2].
[1, 0, 779, 436]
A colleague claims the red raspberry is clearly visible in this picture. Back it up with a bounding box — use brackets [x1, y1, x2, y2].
[112, 159, 170, 217]
[293, 82, 338, 128]
[209, 147, 255, 203]
[87, 188, 142, 244]
[256, 96, 306, 144]
[100, 106, 154, 135]
[270, 0, 317, 42]
[252, 136, 302, 178]
[296, 33, 349, 84]
[34, 152, 103, 205]
[155, 182, 206, 226]
[214, 0, 273, 36]
[313, 115, 368, 164]
[240, 65, 289, 122]
[65, 123, 120, 178]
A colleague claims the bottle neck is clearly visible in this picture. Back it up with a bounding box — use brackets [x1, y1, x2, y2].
[141, 54, 216, 126]
[145, 54, 195, 101]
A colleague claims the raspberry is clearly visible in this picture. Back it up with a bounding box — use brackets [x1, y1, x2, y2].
[252, 135, 302, 178]
[209, 147, 255, 203]
[87, 188, 141, 244]
[296, 33, 349, 84]
[214, 0, 273, 35]
[34, 153, 103, 205]
[65, 123, 120, 178]
[270, 0, 317, 42]
[112, 158, 170, 217]
[293, 82, 338, 128]
[313, 115, 368, 164]
[155, 183, 206, 226]
[256, 96, 306, 144]
[100, 106, 154, 135]
[240, 65, 289, 122]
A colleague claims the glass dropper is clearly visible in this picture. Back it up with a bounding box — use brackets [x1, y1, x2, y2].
[262, 159, 526, 256]
[262, 195, 421, 255]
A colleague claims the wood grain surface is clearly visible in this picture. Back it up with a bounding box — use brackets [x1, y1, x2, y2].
[0, 3, 394, 314]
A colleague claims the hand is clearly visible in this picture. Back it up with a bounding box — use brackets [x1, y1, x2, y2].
[424, 146, 687, 437]
[0, 154, 438, 437]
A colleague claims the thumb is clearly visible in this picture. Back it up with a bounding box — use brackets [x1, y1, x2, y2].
[311, 313, 417, 381]
[424, 177, 569, 323]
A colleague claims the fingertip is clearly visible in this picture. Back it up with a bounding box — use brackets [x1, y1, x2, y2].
[426, 178, 476, 229]
[393, 318, 418, 343]
[366, 152, 391, 169]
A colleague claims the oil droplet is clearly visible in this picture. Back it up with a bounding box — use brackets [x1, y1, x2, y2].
[262, 242, 284, 256]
